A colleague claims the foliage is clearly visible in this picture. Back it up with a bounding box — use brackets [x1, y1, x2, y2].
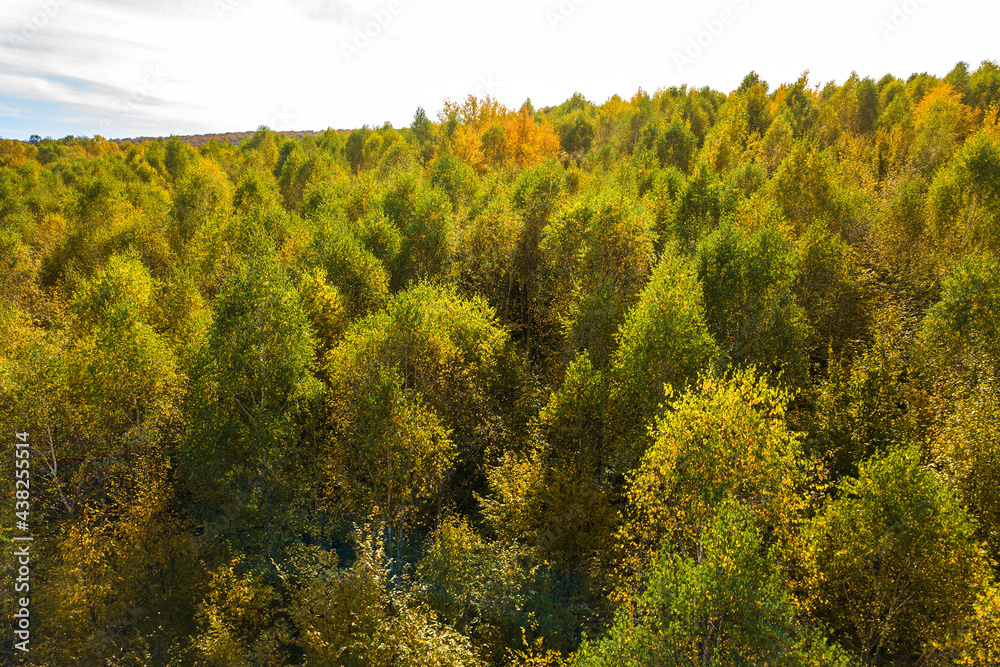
[625, 369, 809, 563]
[4, 69, 1000, 665]
[803, 446, 990, 665]
[575, 501, 854, 667]
[696, 222, 809, 384]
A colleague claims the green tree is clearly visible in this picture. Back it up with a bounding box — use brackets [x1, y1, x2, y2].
[575, 501, 853, 667]
[803, 446, 990, 666]
[794, 222, 869, 364]
[564, 187, 655, 369]
[807, 310, 913, 481]
[280, 528, 481, 666]
[181, 240, 321, 561]
[455, 178, 524, 319]
[927, 130, 1000, 257]
[917, 251, 1000, 390]
[607, 248, 718, 468]
[909, 83, 973, 173]
[932, 382, 1000, 560]
[170, 156, 232, 253]
[311, 219, 390, 319]
[696, 223, 809, 384]
[325, 283, 511, 534]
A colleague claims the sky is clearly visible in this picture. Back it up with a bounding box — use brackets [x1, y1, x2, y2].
[0, 0, 996, 141]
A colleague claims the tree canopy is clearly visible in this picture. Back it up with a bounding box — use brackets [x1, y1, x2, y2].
[4, 64, 1000, 665]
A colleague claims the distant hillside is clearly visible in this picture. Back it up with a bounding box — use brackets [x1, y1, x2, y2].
[113, 128, 347, 147]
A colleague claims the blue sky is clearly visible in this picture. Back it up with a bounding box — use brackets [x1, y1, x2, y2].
[0, 0, 996, 140]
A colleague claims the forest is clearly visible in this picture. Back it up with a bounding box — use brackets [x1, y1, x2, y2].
[2, 61, 1000, 666]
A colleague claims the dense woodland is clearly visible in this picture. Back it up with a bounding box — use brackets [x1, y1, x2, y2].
[2, 61, 1000, 665]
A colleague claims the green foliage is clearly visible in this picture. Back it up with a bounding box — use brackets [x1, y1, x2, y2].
[565, 187, 655, 369]
[281, 528, 481, 666]
[608, 248, 718, 466]
[933, 382, 1000, 559]
[456, 179, 524, 315]
[909, 83, 973, 173]
[171, 157, 232, 254]
[312, 219, 390, 319]
[390, 181, 456, 289]
[642, 117, 697, 173]
[918, 251, 1000, 387]
[696, 223, 809, 383]
[181, 244, 320, 557]
[67, 252, 182, 453]
[326, 283, 510, 529]
[671, 162, 725, 251]
[795, 222, 869, 363]
[927, 130, 1000, 256]
[430, 152, 477, 209]
[482, 350, 618, 580]
[575, 501, 853, 667]
[803, 446, 990, 665]
[418, 516, 527, 661]
[6, 70, 1000, 664]
[769, 141, 850, 234]
[557, 110, 596, 159]
[808, 312, 914, 480]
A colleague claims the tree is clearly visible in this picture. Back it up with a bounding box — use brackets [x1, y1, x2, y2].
[181, 239, 321, 561]
[279, 527, 481, 666]
[625, 369, 809, 563]
[932, 382, 1000, 560]
[429, 153, 477, 210]
[575, 501, 853, 667]
[390, 182, 455, 289]
[909, 83, 973, 173]
[769, 141, 850, 235]
[411, 106, 439, 165]
[803, 446, 990, 666]
[557, 110, 596, 159]
[647, 117, 697, 173]
[671, 163, 725, 252]
[807, 308, 914, 481]
[325, 283, 511, 533]
[311, 219, 390, 319]
[455, 177, 524, 318]
[696, 223, 809, 384]
[563, 187, 655, 369]
[607, 248, 718, 468]
[67, 252, 182, 456]
[917, 251, 1000, 390]
[170, 156, 232, 253]
[969, 59, 1000, 110]
[927, 131, 1000, 257]
[417, 515, 527, 662]
[794, 222, 869, 364]
[480, 350, 617, 576]
[510, 159, 565, 346]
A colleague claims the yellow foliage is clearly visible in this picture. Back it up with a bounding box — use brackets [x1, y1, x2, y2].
[0, 139, 36, 168]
